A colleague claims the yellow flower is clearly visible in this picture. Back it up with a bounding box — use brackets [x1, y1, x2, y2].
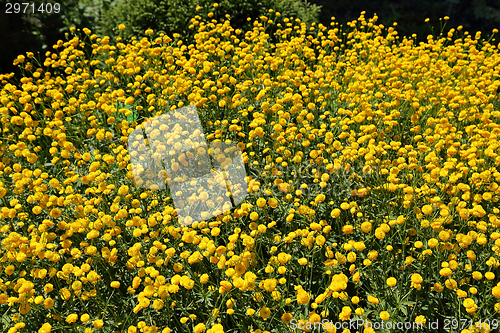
[194, 323, 206, 333]
[428, 238, 439, 248]
[386, 277, 397, 287]
[492, 286, 500, 298]
[411, 273, 423, 284]
[153, 299, 164, 310]
[66, 313, 79, 324]
[118, 185, 129, 195]
[118, 24, 125, 30]
[259, 306, 271, 320]
[360, 222, 372, 232]
[38, 323, 52, 333]
[71, 281, 82, 291]
[439, 268, 452, 277]
[375, 228, 385, 240]
[268, 198, 278, 208]
[380, 311, 390, 321]
[422, 204, 433, 215]
[5, 265, 15, 275]
[330, 208, 340, 218]
[49, 208, 62, 218]
[342, 225, 354, 234]
[93, 319, 104, 329]
[445, 279, 457, 290]
[200, 274, 209, 284]
[463, 298, 475, 308]
[44, 298, 54, 309]
[256, 197, 266, 208]
[281, 312, 293, 323]
[297, 289, 311, 304]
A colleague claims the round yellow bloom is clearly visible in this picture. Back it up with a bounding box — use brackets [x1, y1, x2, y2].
[259, 306, 271, 320]
[445, 278, 457, 290]
[386, 277, 397, 287]
[38, 323, 52, 333]
[439, 268, 452, 277]
[360, 222, 372, 232]
[256, 198, 266, 208]
[281, 312, 293, 323]
[49, 208, 62, 218]
[380, 311, 390, 321]
[200, 274, 209, 284]
[411, 274, 423, 284]
[342, 225, 354, 234]
[427, 238, 439, 248]
[463, 298, 475, 308]
[422, 204, 433, 215]
[93, 319, 104, 329]
[71, 281, 82, 291]
[375, 228, 385, 240]
[153, 299, 164, 310]
[297, 290, 311, 304]
[492, 286, 500, 298]
[66, 313, 79, 324]
[44, 298, 54, 309]
[111, 281, 121, 288]
[268, 198, 278, 208]
[194, 323, 206, 333]
[5, 265, 15, 275]
[118, 24, 125, 30]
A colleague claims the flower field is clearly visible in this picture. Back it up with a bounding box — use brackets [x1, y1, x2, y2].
[1, 5, 500, 333]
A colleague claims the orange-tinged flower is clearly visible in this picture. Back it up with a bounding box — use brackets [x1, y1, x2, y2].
[386, 277, 397, 287]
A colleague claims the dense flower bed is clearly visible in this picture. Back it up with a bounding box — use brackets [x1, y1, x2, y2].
[1, 5, 500, 333]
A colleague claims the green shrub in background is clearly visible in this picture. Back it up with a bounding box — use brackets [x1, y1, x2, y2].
[97, 0, 321, 45]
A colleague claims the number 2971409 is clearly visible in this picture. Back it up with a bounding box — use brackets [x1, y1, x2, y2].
[5, 2, 60, 14]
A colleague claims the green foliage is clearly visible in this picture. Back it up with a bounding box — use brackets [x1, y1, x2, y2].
[97, 0, 322, 45]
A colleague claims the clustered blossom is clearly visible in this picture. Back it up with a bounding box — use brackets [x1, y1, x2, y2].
[1, 3, 500, 333]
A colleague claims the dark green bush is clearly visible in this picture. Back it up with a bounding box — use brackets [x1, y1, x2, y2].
[97, 0, 322, 45]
